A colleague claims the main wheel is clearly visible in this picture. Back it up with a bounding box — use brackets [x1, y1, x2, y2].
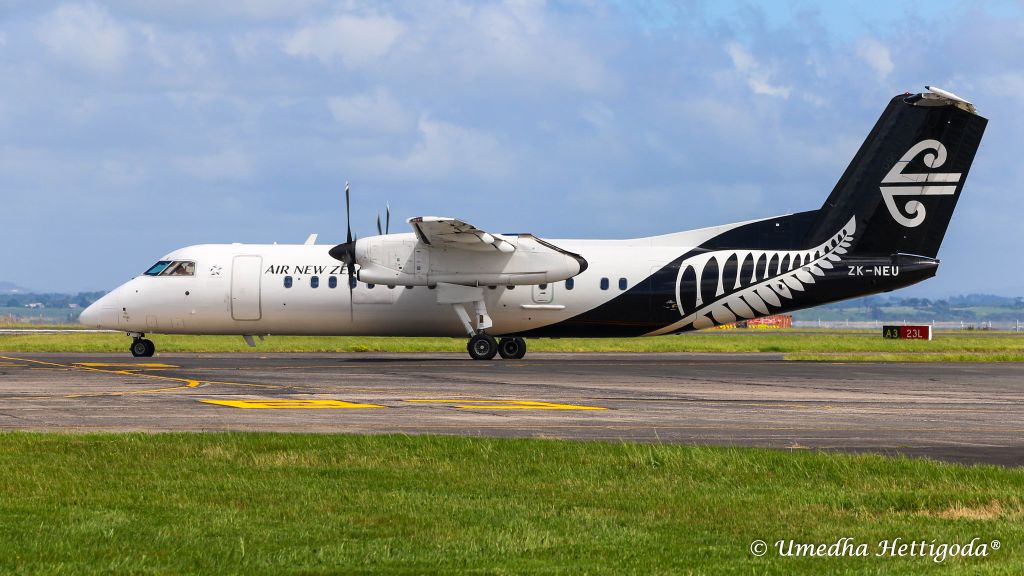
[131, 339, 156, 357]
[498, 337, 527, 359]
[467, 333, 498, 360]
[130, 339, 149, 357]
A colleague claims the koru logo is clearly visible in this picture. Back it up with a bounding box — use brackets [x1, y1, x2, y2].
[880, 139, 961, 228]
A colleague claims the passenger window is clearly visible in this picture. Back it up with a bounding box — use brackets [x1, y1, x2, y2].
[328, 276, 337, 289]
[367, 284, 375, 289]
[565, 278, 574, 290]
[387, 285, 395, 289]
[619, 278, 627, 290]
[284, 276, 293, 288]
[600, 278, 609, 290]
[539, 283, 548, 290]
[310, 276, 319, 289]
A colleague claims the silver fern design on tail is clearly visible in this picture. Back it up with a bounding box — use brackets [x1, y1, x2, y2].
[646, 217, 856, 336]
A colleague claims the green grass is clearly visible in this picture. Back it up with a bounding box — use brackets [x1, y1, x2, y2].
[2, 327, 1024, 360]
[0, 433, 1020, 575]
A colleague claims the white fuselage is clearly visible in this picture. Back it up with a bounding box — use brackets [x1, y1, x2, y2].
[79, 222, 747, 337]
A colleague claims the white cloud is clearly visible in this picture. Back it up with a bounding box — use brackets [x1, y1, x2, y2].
[725, 42, 791, 98]
[856, 37, 894, 80]
[578, 102, 614, 132]
[434, 2, 610, 93]
[284, 14, 404, 67]
[175, 149, 254, 182]
[363, 118, 510, 182]
[106, 0, 327, 22]
[38, 3, 128, 74]
[140, 25, 207, 72]
[328, 88, 411, 134]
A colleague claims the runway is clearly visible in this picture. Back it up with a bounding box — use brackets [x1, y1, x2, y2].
[1, 352, 1023, 466]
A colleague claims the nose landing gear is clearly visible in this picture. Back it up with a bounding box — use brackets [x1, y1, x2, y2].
[129, 334, 156, 357]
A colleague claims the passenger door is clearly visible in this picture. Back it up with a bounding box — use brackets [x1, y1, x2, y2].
[231, 256, 262, 320]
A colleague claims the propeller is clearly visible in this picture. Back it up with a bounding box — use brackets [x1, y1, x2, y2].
[328, 182, 358, 320]
[376, 203, 391, 236]
[328, 183, 394, 320]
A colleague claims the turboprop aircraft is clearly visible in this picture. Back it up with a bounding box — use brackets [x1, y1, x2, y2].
[80, 87, 986, 360]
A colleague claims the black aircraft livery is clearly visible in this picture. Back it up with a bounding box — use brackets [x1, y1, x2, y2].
[524, 91, 987, 337]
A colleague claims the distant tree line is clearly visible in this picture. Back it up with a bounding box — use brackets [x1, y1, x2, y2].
[795, 293, 1024, 322]
[3, 292, 106, 309]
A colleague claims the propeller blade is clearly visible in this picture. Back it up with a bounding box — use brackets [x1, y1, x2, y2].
[335, 181, 354, 321]
[345, 181, 352, 245]
[376, 212, 382, 236]
[385, 203, 390, 235]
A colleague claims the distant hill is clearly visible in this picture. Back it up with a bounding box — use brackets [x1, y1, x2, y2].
[791, 293, 1024, 323]
[0, 281, 32, 294]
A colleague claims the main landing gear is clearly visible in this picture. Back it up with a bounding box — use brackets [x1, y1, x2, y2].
[449, 294, 527, 360]
[467, 334, 527, 360]
[129, 333, 155, 357]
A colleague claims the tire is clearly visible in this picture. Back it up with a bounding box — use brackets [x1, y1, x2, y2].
[130, 339, 149, 357]
[467, 333, 498, 360]
[498, 337, 527, 359]
[141, 339, 156, 357]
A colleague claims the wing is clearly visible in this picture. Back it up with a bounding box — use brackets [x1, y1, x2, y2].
[407, 216, 515, 253]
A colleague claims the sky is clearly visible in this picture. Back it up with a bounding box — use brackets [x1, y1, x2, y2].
[2, 0, 1023, 295]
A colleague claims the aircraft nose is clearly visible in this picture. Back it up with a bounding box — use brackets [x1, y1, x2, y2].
[79, 292, 115, 329]
[78, 301, 100, 327]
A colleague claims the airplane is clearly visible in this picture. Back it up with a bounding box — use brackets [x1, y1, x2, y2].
[79, 87, 986, 360]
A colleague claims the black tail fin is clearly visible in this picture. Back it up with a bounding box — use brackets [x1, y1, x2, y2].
[803, 87, 987, 258]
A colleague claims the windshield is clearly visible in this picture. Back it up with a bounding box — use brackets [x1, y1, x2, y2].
[144, 260, 195, 277]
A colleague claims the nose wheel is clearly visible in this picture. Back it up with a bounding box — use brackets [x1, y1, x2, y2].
[130, 337, 156, 357]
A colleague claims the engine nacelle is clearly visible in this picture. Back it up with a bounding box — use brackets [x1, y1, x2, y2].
[353, 233, 586, 286]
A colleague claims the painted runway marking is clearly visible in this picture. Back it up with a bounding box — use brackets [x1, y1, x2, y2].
[406, 399, 607, 411]
[74, 362, 179, 369]
[0, 356, 202, 396]
[200, 399, 384, 409]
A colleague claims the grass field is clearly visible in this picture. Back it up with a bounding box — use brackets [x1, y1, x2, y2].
[0, 433, 1018, 575]
[2, 326, 1024, 361]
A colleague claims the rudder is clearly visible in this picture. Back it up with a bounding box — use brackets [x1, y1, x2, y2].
[804, 87, 987, 259]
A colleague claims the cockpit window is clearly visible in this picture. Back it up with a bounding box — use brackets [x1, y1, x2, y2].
[144, 261, 172, 276]
[164, 261, 195, 276]
[144, 260, 195, 277]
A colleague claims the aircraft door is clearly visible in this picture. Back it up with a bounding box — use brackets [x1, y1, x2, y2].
[532, 283, 553, 303]
[231, 255, 262, 320]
